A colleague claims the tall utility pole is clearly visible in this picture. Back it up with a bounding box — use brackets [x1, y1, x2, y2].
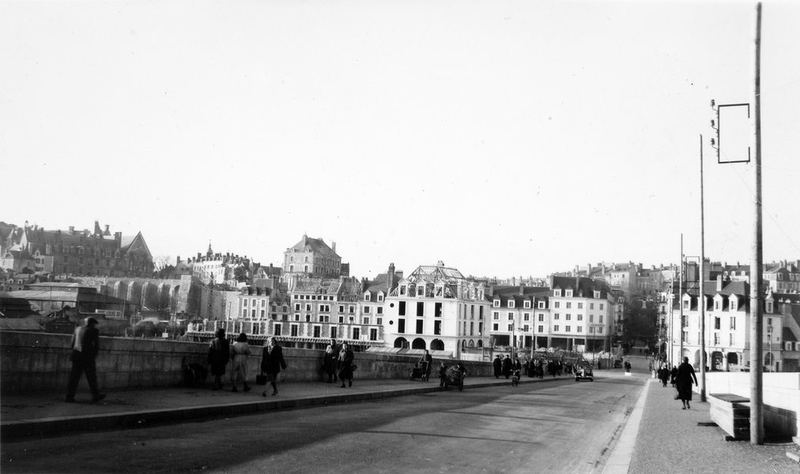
[750, 1, 764, 446]
[699, 135, 707, 403]
[679, 234, 684, 360]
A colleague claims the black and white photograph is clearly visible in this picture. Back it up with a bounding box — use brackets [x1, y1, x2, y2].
[1, 0, 799, 472]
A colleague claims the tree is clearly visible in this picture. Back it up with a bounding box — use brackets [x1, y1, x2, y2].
[622, 300, 659, 352]
[152, 255, 174, 279]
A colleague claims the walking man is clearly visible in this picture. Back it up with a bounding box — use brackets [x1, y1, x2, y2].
[66, 317, 106, 403]
[675, 357, 698, 410]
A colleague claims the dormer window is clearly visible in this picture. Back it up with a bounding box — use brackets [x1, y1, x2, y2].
[417, 285, 425, 297]
[524, 301, 531, 309]
[538, 301, 545, 309]
[594, 291, 601, 299]
[565, 289, 573, 297]
[377, 293, 384, 302]
[364, 293, 371, 302]
[508, 300, 515, 308]
[554, 289, 561, 297]
[766, 301, 773, 313]
[493, 300, 500, 307]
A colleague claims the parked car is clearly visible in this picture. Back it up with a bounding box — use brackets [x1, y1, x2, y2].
[575, 363, 594, 382]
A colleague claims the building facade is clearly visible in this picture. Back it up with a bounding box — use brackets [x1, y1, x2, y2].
[282, 234, 343, 280]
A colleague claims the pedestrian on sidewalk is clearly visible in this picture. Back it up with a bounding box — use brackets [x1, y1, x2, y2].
[337, 342, 355, 388]
[230, 332, 252, 393]
[326, 338, 341, 383]
[658, 363, 670, 387]
[493, 355, 502, 378]
[261, 337, 287, 396]
[419, 350, 433, 381]
[670, 365, 678, 387]
[502, 355, 512, 379]
[438, 362, 448, 387]
[675, 356, 698, 410]
[208, 328, 230, 391]
[65, 317, 106, 403]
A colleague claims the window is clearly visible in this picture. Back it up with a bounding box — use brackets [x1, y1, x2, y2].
[714, 317, 720, 330]
[493, 300, 500, 307]
[538, 301, 545, 309]
[378, 294, 384, 302]
[398, 319, 406, 333]
[554, 290, 561, 297]
[566, 326, 571, 332]
[566, 302, 572, 309]
[364, 293, 370, 301]
[435, 302, 442, 317]
[683, 300, 689, 310]
[597, 327, 603, 334]
[730, 317, 736, 330]
[508, 300, 515, 308]
[313, 326, 321, 337]
[417, 302, 424, 316]
[377, 307, 383, 315]
[353, 328, 360, 340]
[243, 299, 249, 307]
[507, 312, 514, 320]
[590, 303, 594, 310]
[538, 325, 544, 333]
[524, 301, 531, 309]
[274, 324, 282, 336]
[577, 302, 583, 309]
[554, 325, 560, 331]
[370, 328, 378, 341]
[554, 313, 560, 320]
[577, 326, 583, 333]
[566, 314, 571, 320]
[714, 333, 720, 345]
[523, 325, 529, 332]
[538, 314, 544, 322]
[434, 320, 441, 335]
[566, 290, 573, 297]
[599, 304, 604, 310]
[493, 323, 499, 331]
[523, 313, 530, 321]
[493, 312, 499, 320]
[294, 303, 301, 311]
[399, 301, 406, 316]
[599, 315, 603, 323]
[730, 333, 735, 346]
[417, 285, 425, 297]
[554, 302, 561, 309]
[331, 327, 337, 338]
[577, 314, 583, 321]
[363, 306, 371, 314]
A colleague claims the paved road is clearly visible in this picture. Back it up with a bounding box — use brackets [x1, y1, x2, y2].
[2, 376, 644, 474]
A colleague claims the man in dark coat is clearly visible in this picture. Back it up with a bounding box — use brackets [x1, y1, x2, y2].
[337, 342, 355, 388]
[261, 337, 287, 396]
[493, 355, 502, 378]
[675, 357, 698, 409]
[502, 355, 513, 379]
[208, 328, 230, 390]
[66, 317, 106, 403]
[327, 338, 341, 383]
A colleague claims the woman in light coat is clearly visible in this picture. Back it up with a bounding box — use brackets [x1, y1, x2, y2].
[230, 332, 252, 392]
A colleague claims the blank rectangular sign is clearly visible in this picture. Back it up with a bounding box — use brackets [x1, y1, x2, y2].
[718, 104, 750, 164]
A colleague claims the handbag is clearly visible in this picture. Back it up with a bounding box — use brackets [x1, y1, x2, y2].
[256, 372, 267, 385]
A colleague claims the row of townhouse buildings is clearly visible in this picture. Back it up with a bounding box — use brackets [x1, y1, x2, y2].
[661, 274, 800, 373]
[197, 261, 621, 360]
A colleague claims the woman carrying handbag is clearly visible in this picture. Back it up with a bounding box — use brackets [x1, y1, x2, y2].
[260, 337, 287, 396]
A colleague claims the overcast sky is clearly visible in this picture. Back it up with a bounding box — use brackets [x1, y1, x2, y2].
[2, 0, 798, 279]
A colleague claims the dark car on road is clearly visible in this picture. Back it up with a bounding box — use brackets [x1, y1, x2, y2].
[575, 362, 594, 382]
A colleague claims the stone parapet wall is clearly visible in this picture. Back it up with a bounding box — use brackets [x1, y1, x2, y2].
[0, 331, 492, 395]
[706, 372, 800, 439]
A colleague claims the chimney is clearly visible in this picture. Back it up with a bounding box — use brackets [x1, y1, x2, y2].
[332, 241, 336, 253]
[519, 284, 524, 295]
[114, 232, 122, 244]
[69, 226, 75, 235]
[303, 234, 307, 247]
[177, 256, 181, 264]
[104, 225, 110, 236]
[387, 263, 396, 290]
[716, 274, 723, 292]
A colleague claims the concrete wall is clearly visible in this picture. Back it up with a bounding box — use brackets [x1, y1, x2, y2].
[706, 372, 800, 439]
[0, 331, 492, 395]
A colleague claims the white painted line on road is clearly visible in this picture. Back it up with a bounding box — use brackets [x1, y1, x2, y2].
[601, 379, 651, 474]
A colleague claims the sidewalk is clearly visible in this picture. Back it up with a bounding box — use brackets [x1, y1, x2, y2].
[604, 377, 800, 474]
